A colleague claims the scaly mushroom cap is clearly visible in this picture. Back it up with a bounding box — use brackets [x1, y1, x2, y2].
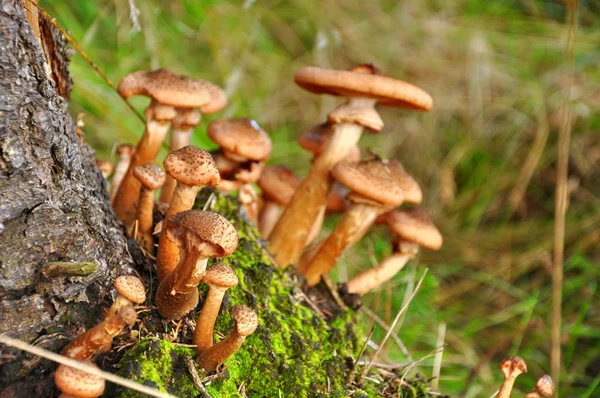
[231, 304, 258, 337]
[133, 163, 166, 191]
[207, 118, 272, 162]
[297, 122, 361, 161]
[202, 263, 239, 288]
[385, 208, 443, 250]
[116, 144, 134, 157]
[388, 160, 423, 204]
[257, 165, 300, 206]
[331, 159, 404, 207]
[500, 356, 528, 379]
[113, 275, 146, 304]
[534, 375, 555, 397]
[167, 210, 238, 257]
[163, 146, 220, 187]
[294, 65, 433, 111]
[55, 362, 105, 398]
[117, 69, 228, 113]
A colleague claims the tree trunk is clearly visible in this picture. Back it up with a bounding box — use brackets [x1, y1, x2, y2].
[0, 1, 135, 395]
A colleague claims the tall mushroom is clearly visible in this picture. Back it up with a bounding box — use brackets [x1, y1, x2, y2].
[197, 304, 258, 372]
[346, 208, 442, 295]
[112, 69, 227, 224]
[299, 159, 404, 286]
[110, 144, 134, 202]
[193, 263, 239, 353]
[268, 64, 433, 268]
[257, 165, 300, 239]
[132, 163, 166, 254]
[155, 210, 238, 320]
[497, 356, 527, 398]
[159, 108, 202, 204]
[155, 146, 220, 281]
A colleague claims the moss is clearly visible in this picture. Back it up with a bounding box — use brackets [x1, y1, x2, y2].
[115, 192, 438, 397]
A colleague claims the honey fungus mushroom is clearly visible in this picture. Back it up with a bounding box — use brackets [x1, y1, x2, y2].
[132, 163, 166, 253]
[268, 64, 433, 268]
[257, 165, 300, 239]
[155, 210, 238, 320]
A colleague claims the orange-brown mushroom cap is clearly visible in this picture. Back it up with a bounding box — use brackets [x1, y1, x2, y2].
[257, 165, 300, 206]
[163, 146, 220, 187]
[230, 304, 259, 336]
[388, 160, 423, 204]
[133, 163, 166, 191]
[534, 375, 555, 397]
[331, 159, 404, 207]
[117, 69, 228, 113]
[167, 210, 238, 258]
[207, 118, 272, 162]
[113, 275, 146, 304]
[116, 143, 134, 157]
[499, 356, 528, 379]
[54, 362, 105, 398]
[385, 208, 443, 250]
[294, 66, 433, 111]
[202, 262, 239, 288]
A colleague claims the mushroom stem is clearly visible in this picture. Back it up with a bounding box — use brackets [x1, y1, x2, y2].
[305, 206, 326, 247]
[112, 102, 174, 224]
[133, 185, 156, 252]
[299, 201, 385, 286]
[238, 183, 259, 225]
[268, 102, 372, 267]
[193, 287, 227, 352]
[110, 145, 133, 202]
[258, 200, 283, 239]
[346, 252, 412, 295]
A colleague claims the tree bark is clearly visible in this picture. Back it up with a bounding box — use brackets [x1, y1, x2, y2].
[0, 1, 134, 395]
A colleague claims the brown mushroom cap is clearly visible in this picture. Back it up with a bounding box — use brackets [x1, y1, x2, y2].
[499, 356, 528, 378]
[167, 210, 238, 257]
[231, 304, 258, 336]
[257, 165, 300, 206]
[331, 159, 404, 207]
[117, 69, 228, 113]
[133, 163, 166, 190]
[163, 146, 220, 187]
[207, 118, 272, 162]
[202, 262, 239, 288]
[116, 144, 134, 157]
[385, 208, 443, 250]
[388, 160, 423, 204]
[113, 275, 146, 304]
[96, 160, 114, 176]
[534, 375, 555, 397]
[294, 66, 433, 111]
[54, 362, 105, 398]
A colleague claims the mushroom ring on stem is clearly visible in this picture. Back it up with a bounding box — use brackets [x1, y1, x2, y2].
[299, 158, 404, 286]
[156, 146, 220, 282]
[268, 64, 433, 268]
[155, 210, 238, 320]
[112, 69, 226, 224]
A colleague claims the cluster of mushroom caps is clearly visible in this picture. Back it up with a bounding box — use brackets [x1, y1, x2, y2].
[496, 356, 555, 398]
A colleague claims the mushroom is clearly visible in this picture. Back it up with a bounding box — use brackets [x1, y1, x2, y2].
[110, 144, 134, 202]
[155, 146, 220, 282]
[193, 263, 239, 353]
[106, 275, 146, 317]
[257, 165, 300, 239]
[197, 304, 258, 372]
[299, 159, 404, 286]
[54, 362, 105, 398]
[132, 163, 166, 254]
[112, 69, 227, 224]
[159, 108, 202, 204]
[497, 356, 528, 398]
[62, 306, 137, 360]
[297, 122, 361, 164]
[525, 375, 555, 398]
[346, 208, 442, 295]
[388, 160, 423, 204]
[268, 64, 433, 268]
[95, 160, 114, 180]
[155, 210, 238, 320]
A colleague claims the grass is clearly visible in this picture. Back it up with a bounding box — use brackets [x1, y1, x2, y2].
[38, 0, 600, 396]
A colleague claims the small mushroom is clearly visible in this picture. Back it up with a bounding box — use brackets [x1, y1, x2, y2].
[257, 165, 300, 239]
[155, 210, 238, 320]
[132, 164, 166, 254]
[112, 69, 226, 224]
[299, 159, 404, 286]
[497, 356, 528, 398]
[107, 275, 146, 317]
[62, 306, 137, 360]
[95, 160, 114, 180]
[110, 144, 134, 202]
[155, 146, 220, 281]
[525, 375, 555, 398]
[55, 361, 105, 398]
[197, 304, 258, 372]
[159, 108, 202, 204]
[269, 64, 432, 268]
[193, 263, 239, 353]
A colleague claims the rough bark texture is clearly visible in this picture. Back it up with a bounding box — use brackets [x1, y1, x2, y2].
[0, 1, 134, 395]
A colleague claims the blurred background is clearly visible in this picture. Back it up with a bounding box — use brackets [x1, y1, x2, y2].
[40, 0, 599, 396]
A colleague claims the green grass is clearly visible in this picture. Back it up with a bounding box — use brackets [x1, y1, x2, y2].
[39, 0, 600, 396]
